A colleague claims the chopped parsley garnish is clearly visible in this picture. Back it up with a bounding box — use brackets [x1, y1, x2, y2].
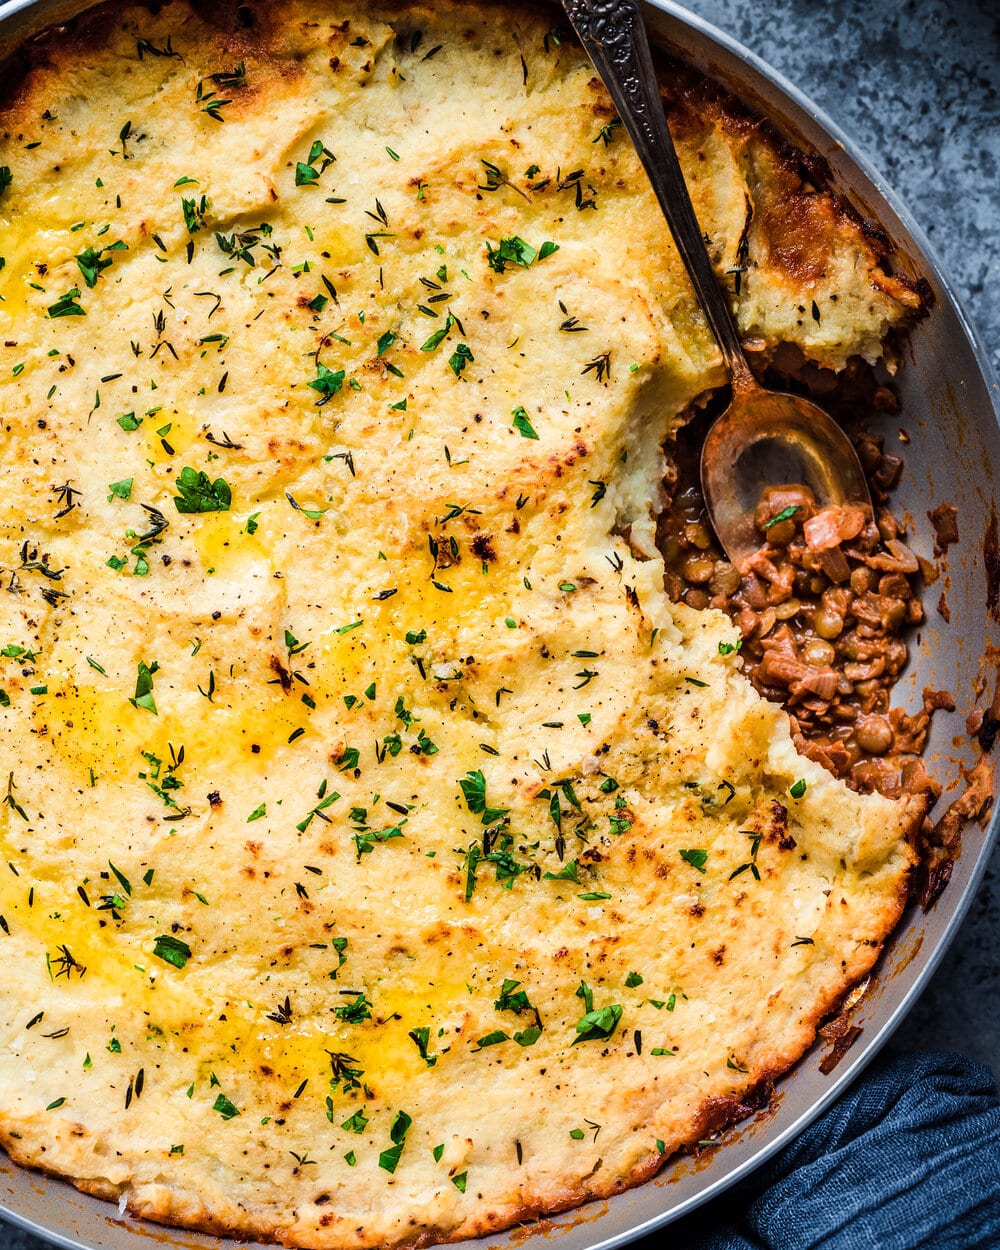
[790, 778, 808, 798]
[458, 842, 481, 902]
[173, 466, 232, 513]
[285, 628, 309, 656]
[152, 934, 191, 968]
[408, 1026, 437, 1068]
[75, 240, 126, 288]
[472, 1029, 508, 1051]
[47, 288, 86, 318]
[511, 406, 539, 439]
[308, 362, 345, 404]
[354, 824, 403, 860]
[486, 235, 558, 273]
[421, 312, 455, 352]
[106, 860, 132, 897]
[296, 784, 339, 833]
[494, 978, 533, 1015]
[129, 660, 159, 714]
[295, 139, 336, 186]
[212, 1092, 240, 1119]
[2, 643, 37, 661]
[762, 505, 801, 529]
[572, 1002, 623, 1045]
[378, 1110, 412, 1173]
[107, 478, 133, 501]
[448, 342, 474, 377]
[335, 1110, 367, 1140]
[334, 992, 372, 1023]
[678, 848, 708, 874]
[458, 769, 509, 825]
[341, 1108, 368, 1133]
[543, 859, 580, 884]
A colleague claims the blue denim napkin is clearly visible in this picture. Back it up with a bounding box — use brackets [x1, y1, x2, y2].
[667, 1050, 1000, 1249]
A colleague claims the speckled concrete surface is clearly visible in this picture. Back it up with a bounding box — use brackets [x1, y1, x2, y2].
[0, 0, 997, 1247]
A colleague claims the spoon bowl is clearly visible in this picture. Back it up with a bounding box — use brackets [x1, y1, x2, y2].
[560, 0, 874, 562]
[700, 380, 871, 568]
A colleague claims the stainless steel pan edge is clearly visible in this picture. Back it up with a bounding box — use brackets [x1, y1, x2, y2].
[0, 1, 997, 1248]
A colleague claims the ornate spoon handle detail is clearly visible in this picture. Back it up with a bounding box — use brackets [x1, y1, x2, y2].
[560, 0, 752, 386]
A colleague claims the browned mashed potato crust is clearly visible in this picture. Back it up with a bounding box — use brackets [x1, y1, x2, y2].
[0, 2, 926, 1246]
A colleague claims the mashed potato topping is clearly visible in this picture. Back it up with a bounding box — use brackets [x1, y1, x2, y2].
[0, 2, 922, 1244]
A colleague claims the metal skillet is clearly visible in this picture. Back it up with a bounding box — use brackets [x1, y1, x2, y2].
[0, 1, 997, 1248]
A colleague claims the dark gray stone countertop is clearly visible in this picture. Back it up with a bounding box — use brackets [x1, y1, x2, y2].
[1, 0, 997, 1246]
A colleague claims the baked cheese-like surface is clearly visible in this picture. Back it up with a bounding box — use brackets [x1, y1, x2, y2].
[0, 2, 921, 1245]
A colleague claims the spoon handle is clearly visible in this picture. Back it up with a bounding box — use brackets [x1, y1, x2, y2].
[561, 0, 754, 387]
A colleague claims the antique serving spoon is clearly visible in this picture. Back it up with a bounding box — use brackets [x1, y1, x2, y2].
[560, 0, 872, 568]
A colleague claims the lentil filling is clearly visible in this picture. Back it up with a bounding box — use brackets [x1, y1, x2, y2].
[660, 407, 940, 801]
